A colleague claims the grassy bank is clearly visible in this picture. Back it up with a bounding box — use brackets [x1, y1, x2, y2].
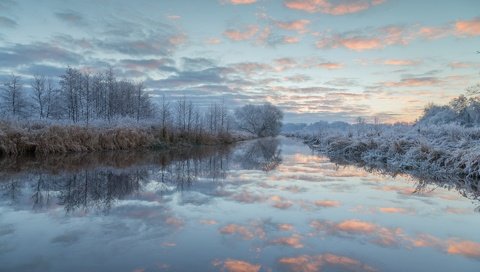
[0, 119, 251, 156]
[290, 124, 480, 186]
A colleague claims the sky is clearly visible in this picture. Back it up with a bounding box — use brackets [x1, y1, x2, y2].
[0, 0, 479, 123]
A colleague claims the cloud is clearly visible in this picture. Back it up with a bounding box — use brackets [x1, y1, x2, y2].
[212, 259, 261, 272]
[284, 74, 311, 82]
[0, 16, 17, 28]
[205, 37, 222, 44]
[166, 14, 181, 20]
[383, 59, 419, 66]
[446, 240, 480, 259]
[182, 57, 217, 71]
[278, 223, 295, 231]
[224, 25, 259, 41]
[455, 17, 480, 36]
[382, 77, 442, 87]
[448, 61, 480, 69]
[310, 218, 480, 259]
[270, 234, 304, 248]
[310, 219, 404, 247]
[20, 64, 66, 77]
[0, 0, 16, 11]
[275, 19, 310, 33]
[118, 58, 177, 74]
[418, 17, 480, 39]
[316, 25, 416, 51]
[0, 42, 83, 68]
[199, 219, 218, 225]
[222, 0, 257, 5]
[314, 200, 341, 207]
[51, 230, 85, 246]
[316, 62, 343, 69]
[418, 26, 450, 39]
[273, 57, 298, 71]
[55, 10, 88, 27]
[282, 36, 300, 44]
[232, 62, 272, 75]
[95, 33, 184, 56]
[278, 253, 377, 272]
[284, 0, 386, 15]
[378, 207, 411, 214]
[325, 78, 358, 86]
[219, 223, 266, 240]
[270, 195, 294, 209]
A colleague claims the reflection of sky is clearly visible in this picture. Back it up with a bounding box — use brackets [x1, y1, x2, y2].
[1, 137, 480, 271]
[1, 0, 480, 122]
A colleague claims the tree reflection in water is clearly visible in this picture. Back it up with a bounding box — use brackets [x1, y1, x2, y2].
[235, 137, 282, 171]
[0, 138, 282, 213]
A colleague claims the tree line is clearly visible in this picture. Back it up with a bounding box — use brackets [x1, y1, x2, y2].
[1, 68, 153, 123]
[0, 67, 283, 138]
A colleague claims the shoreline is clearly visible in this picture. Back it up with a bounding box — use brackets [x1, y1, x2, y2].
[290, 129, 480, 190]
[0, 120, 254, 157]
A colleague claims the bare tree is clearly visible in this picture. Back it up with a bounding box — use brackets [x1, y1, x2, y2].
[235, 103, 283, 137]
[159, 94, 172, 138]
[1, 74, 27, 117]
[31, 75, 46, 118]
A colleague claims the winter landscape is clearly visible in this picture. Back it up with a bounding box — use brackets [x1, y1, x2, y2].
[1, 1, 480, 272]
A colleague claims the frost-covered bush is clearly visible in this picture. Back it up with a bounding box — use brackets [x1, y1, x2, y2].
[289, 121, 480, 190]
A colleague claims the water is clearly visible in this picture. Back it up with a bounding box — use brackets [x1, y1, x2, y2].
[0, 137, 479, 272]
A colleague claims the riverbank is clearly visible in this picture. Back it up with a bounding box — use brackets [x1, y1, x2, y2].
[289, 124, 480, 185]
[0, 120, 252, 156]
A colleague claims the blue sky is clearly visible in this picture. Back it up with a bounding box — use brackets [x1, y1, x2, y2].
[0, 0, 479, 123]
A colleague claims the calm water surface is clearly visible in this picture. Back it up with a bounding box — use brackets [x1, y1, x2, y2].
[0, 137, 479, 272]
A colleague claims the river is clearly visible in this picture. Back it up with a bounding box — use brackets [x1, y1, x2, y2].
[0, 137, 479, 272]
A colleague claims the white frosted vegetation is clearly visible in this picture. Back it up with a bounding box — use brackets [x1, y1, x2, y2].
[291, 123, 480, 198]
[289, 92, 480, 188]
[0, 67, 285, 156]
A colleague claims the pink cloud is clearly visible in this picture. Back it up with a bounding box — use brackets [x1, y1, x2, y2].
[316, 25, 416, 51]
[220, 224, 255, 240]
[455, 17, 480, 36]
[270, 235, 304, 248]
[447, 240, 480, 259]
[283, 36, 301, 44]
[219, 222, 266, 240]
[278, 223, 295, 231]
[382, 77, 441, 87]
[383, 59, 418, 66]
[270, 195, 294, 209]
[284, 0, 385, 15]
[168, 33, 187, 45]
[378, 207, 411, 214]
[166, 15, 181, 20]
[222, 0, 257, 5]
[205, 37, 222, 44]
[212, 259, 261, 272]
[317, 62, 343, 69]
[337, 219, 377, 233]
[276, 19, 310, 33]
[224, 25, 259, 41]
[338, 37, 382, 51]
[278, 253, 377, 272]
[199, 219, 218, 225]
[314, 200, 341, 207]
[418, 26, 450, 39]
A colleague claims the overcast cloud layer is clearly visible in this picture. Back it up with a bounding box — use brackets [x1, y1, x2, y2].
[0, 0, 479, 123]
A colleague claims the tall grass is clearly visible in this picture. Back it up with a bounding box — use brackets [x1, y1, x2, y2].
[0, 119, 247, 156]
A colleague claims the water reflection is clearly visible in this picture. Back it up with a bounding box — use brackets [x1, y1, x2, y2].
[0, 139, 281, 213]
[1, 137, 480, 272]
